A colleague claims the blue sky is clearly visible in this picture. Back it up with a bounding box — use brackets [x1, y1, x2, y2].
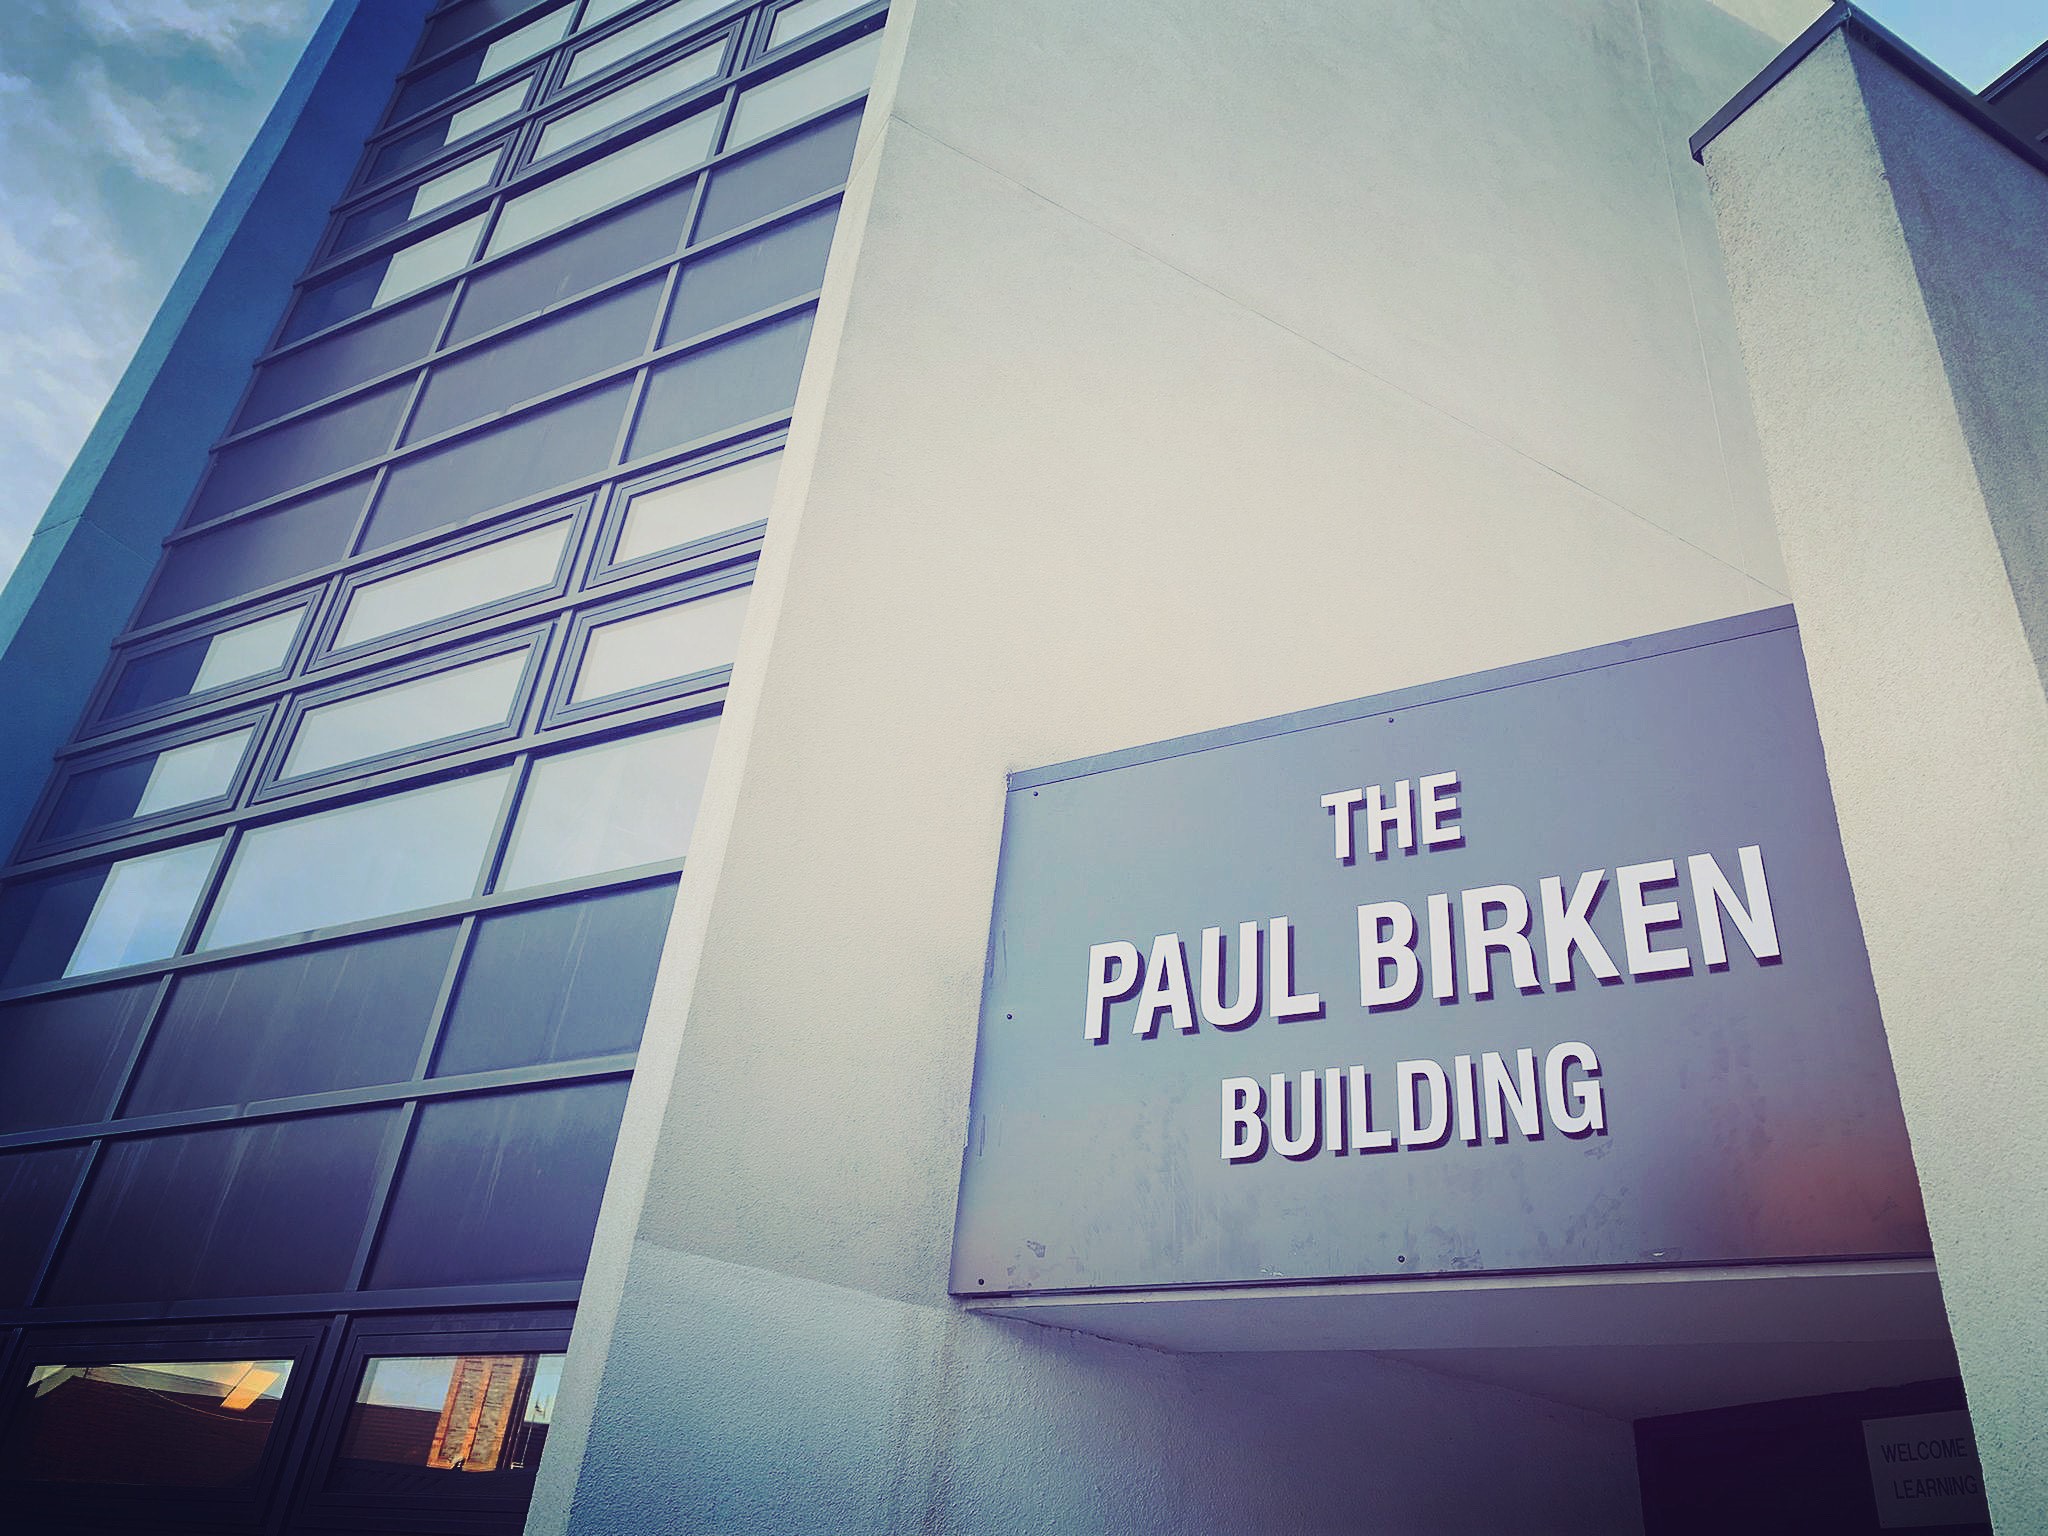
[0, 0, 2043, 588]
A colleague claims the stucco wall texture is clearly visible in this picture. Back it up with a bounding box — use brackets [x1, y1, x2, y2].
[1701, 31, 2048, 1534]
[532, 2, 1824, 1531]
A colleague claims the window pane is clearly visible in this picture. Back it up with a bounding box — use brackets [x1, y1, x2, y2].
[336, 520, 571, 650]
[615, 450, 779, 563]
[139, 482, 365, 626]
[496, 721, 716, 891]
[405, 274, 663, 444]
[486, 111, 717, 257]
[626, 308, 814, 459]
[769, 0, 870, 49]
[0, 982, 158, 1134]
[368, 1080, 629, 1288]
[282, 650, 529, 779]
[363, 380, 632, 552]
[0, 1147, 91, 1305]
[64, 840, 223, 978]
[43, 727, 252, 840]
[0, 1359, 294, 1487]
[370, 79, 529, 185]
[329, 1352, 560, 1496]
[412, 150, 501, 217]
[393, 8, 569, 120]
[106, 607, 303, 720]
[725, 29, 879, 150]
[202, 770, 512, 950]
[125, 926, 459, 1117]
[191, 379, 412, 524]
[43, 1110, 397, 1304]
[693, 100, 860, 241]
[336, 147, 502, 260]
[537, 37, 725, 160]
[238, 292, 451, 429]
[435, 881, 676, 1075]
[572, 587, 747, 702]
[448, 177, 694, 345]
[426, 0, 560, 55]
[566, 0, 726, 85]
[287, 216, 486, 343]
[662, 202, 837, 344]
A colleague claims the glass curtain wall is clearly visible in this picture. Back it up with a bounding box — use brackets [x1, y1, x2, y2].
[0, 0, 883, 1529]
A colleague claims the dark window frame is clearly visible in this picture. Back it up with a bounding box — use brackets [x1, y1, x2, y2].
[545, 565, 751, 729]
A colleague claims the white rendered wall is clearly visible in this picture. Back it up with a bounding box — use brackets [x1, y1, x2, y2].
[532, 2, 1816, 1531]
[1699, 33, 2048, 1532]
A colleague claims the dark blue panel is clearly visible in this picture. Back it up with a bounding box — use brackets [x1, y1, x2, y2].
[406, 275, 664, 443]
[423, 0, 558, 55]
[662, 201, 837, 345]
[0, 982, 158, 1134]
[102, 635, 212, 719]
[434, 880, 676, 1076]
[139, 478, 367, 625]
[0, 867, 107, 992]
[0, 1147, 90, 1306]
[238, 290, 452, 429]
[41, 757, 159, 842]
[367, 1080, 628, 1288]
[951, 612, 1931, 1294]
[45, 1108, 398, 1305]
[627, 309, 814, 458]
[362, 380, 630, 550]
[189, 380, 413, 525]
[693, 103, 860, 242]
[124, 926, 460, 1117]
[446, 178, 696, 345]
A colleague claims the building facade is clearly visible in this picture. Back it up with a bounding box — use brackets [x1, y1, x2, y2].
[0, 1, 2040, 1533]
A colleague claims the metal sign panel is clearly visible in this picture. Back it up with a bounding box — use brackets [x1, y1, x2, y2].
[951, 609, 1930, 1296]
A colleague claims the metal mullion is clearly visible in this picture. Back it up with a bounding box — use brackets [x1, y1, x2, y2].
[1, 1279, 586, 1330]
[23, 1138, 103, 1308]
[105, 973, 178, 1120]
[0, 1055, 638, 1159]
[170, 823, 242, 964]
[476, 754, 538, 899]
[261, 1313, 352, 1536]
[343, 1103, 420, 1292]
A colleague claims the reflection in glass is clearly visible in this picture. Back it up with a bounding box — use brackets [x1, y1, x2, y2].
[282, 650, 528, 778]
[725, 28, 880, 150]
[487, 111, 718, 257]
[330, 1354, 561, 1495]
[202, 770, 511, 950]
[572, 587, 748, 702]
[192, 608, 306, 693]
[496, 722, 717, 890]
[536, 37, 725, 159]
[0, 1360, 292, 1488]
[615, 452, 780, 563]
[567, 0, 726, 85]
[769, 0, 870, 49]
[337, 521, 571, 650]
[410, 151, 500, 217]
[135, 729, 255, 816]
[65, 838, 224, 978]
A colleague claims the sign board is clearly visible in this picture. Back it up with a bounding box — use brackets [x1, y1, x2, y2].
[1862, 1411, 1989, 1528]
[951, 609, 1930, 1295]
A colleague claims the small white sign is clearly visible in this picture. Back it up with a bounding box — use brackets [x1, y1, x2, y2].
[1862, 1410, 1989, 1529]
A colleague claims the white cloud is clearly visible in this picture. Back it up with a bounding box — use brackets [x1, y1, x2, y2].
[75, 59, 208, 193]
[75, 0, 322, 59]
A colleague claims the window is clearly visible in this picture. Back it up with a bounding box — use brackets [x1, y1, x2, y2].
[201, 770, 512, 951]
[0, 982, 158, 1133]
[423, 0, 564, 56]
[238, 291, 453, 430]
[536, 36, 727, 159]
[768, 0, 871, 49]
[190, 379, 413, 524]
[663, 201, 837, 344]
[285, 215, 488, 343]
[434, 881, 676, 1075]
[363, 380, 632, 551]
[392, 8, 570, 121]
[42, 726, 254, 842]
[0, 1147, 91, 1305]
[368, 1080, 630, 1288]
[280, 648, 531, 780]
[0, 1358, 295, 1487]
[43, 1110, 397, 1305]
[405, 275, 665, 444]
[333, 519, 573, 651]
[571, 585, 749, 703]
[725, 28, 880, 150]
[496, 721, 716, 890]
[103, 607, 305, 721]
[139, 482, 366, 626]
[692, 100, 860, 241]
[334, 149, 503, 255]
[626, 307, 815, 459]
[614, 449, 781, 563]
[368, 77, 531, 185]
[329, 1352, 562, 1493]
[0, 838, 224, 989]
[485, 110, 718, 257]
[125, 926, 460, 1117]
[564, 0, 727, 86]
